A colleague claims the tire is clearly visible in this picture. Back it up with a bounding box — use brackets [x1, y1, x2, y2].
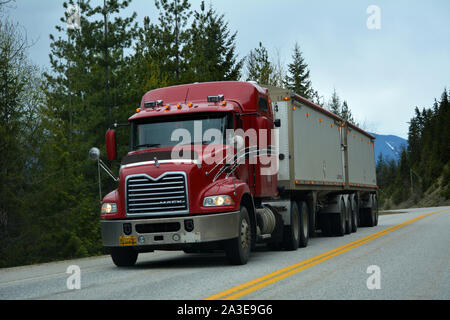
[351, 195, 358, 233]
[362, 207, 375, 227]
[320, 214, 333, 237]
[111, 247, 138, 267]
[298, 201, 310, 248]
[345, 198, 351, 235]
[308, 198, 317, 238]
[282, 201, 300, 250]
[225, 206, 252, 265]
[333, 199, 346, 236]
[372, 194, 379, 226]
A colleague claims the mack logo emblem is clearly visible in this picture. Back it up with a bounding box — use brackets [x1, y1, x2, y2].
[160, 200, 185, 205]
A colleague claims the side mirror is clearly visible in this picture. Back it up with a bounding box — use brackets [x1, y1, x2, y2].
[274, 119, 281, 128]
[106, 129, 117, 161]
[89, 147, 100, 161]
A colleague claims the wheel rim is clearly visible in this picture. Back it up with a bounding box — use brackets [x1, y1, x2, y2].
[240, 219, 250, 250]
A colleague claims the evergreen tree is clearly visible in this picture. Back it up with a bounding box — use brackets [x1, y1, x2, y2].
[245, 42, 275, 85]
[0, 17, 44, 267]
[152, 0, 191, 84]
[378, 87, 450, 208]
[327, 88, 341, 115]
[311, 89, 325, 107]
[35, 0, 139, 263]
[341, 100, 357, 125]
[284, 42, 314, 99]
[134, 16, 170, 91]
[183, 1, 242, 82]
[325, 89, 357, 124]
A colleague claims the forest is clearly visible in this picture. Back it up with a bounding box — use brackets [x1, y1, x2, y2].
[0, 0, 448, 267]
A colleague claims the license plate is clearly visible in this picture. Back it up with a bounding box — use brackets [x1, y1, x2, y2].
[119, 236, 136, 247]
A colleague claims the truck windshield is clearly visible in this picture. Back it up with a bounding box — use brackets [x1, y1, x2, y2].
[132, 113, 231, 151]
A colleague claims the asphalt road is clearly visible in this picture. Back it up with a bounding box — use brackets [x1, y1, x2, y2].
[1, 206, 449, 300]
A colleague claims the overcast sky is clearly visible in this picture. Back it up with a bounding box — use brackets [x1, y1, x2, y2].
[4, 0, 450, 138]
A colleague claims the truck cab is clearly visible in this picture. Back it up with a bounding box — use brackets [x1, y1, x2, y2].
[100, 81, 280, 266]
[96, 81, 378, 267]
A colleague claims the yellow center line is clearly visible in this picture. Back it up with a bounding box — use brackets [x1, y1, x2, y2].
[205, 208, 449, 300]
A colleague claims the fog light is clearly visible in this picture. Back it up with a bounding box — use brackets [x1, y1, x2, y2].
[138, 235, 145, 244]
[172, 234, 180, 242]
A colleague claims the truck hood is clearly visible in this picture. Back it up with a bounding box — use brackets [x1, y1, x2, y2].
[116, 144, 239, 217]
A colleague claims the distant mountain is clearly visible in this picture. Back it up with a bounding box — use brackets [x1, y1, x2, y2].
[370, 133, 408, 164]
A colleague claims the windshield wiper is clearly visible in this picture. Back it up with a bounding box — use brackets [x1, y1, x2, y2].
[179, 140, 215, 146]
[135, 143, 161, 149]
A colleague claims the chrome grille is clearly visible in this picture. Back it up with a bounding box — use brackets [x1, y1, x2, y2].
[126, 173, 188, 216]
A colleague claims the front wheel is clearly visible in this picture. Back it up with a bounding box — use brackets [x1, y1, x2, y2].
[111, 247, 138, 267]
[225, 207, 252, 265]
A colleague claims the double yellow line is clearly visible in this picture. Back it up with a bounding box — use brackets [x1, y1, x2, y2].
[205, 208, 449, 300]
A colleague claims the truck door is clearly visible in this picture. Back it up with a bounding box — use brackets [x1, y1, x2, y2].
[255, 96, 278, 197]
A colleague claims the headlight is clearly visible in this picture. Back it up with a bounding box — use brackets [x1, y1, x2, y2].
[101, 202, 117, 214]
[203, 195, 234, 207]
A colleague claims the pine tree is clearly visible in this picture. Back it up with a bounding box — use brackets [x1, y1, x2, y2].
[284, 43, 314, 99]
[35, 0, 139, 263]
[0, 17, 44, 267]
[152, 0, 191, 84]
[327, 88, 341, 115]
[341, 100, 357, 125]
[311, 89, 325, 107]
[325, 89, 358, 124]
[245, 42, 275, 85]
[183, 1, 243, 83]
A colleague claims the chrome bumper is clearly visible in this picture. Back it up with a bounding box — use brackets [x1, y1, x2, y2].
[101, 211, 240, 247]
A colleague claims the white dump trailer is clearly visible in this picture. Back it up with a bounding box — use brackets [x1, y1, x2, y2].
[263, 85, 378, 239]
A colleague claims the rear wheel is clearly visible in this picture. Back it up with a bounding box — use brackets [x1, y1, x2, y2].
[351, 195, 358, 233]
[372, 194, 379, 226]
[345, 198, 351, 235]
[225, 206, 251, 265]
[333, 199, 346, 236]
[111, 247, 138, 267]
[298, 201, 310, 248]
[283, 201, 300, 250]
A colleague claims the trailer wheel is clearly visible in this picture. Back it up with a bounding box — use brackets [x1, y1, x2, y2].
[110, 247, 138, 267]
[361, 208, 375, 227]
[283, 201, 300, 250]
[351, 195, 358, 233]
[372, 194, 379, 226]
[345, 198, 352, 235]
[333, 199, 346, 236]
[225, 206, 251, 265]
[298, 201, 309, 248]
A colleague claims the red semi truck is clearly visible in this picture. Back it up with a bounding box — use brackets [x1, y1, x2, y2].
[93, 81, 378, 267]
